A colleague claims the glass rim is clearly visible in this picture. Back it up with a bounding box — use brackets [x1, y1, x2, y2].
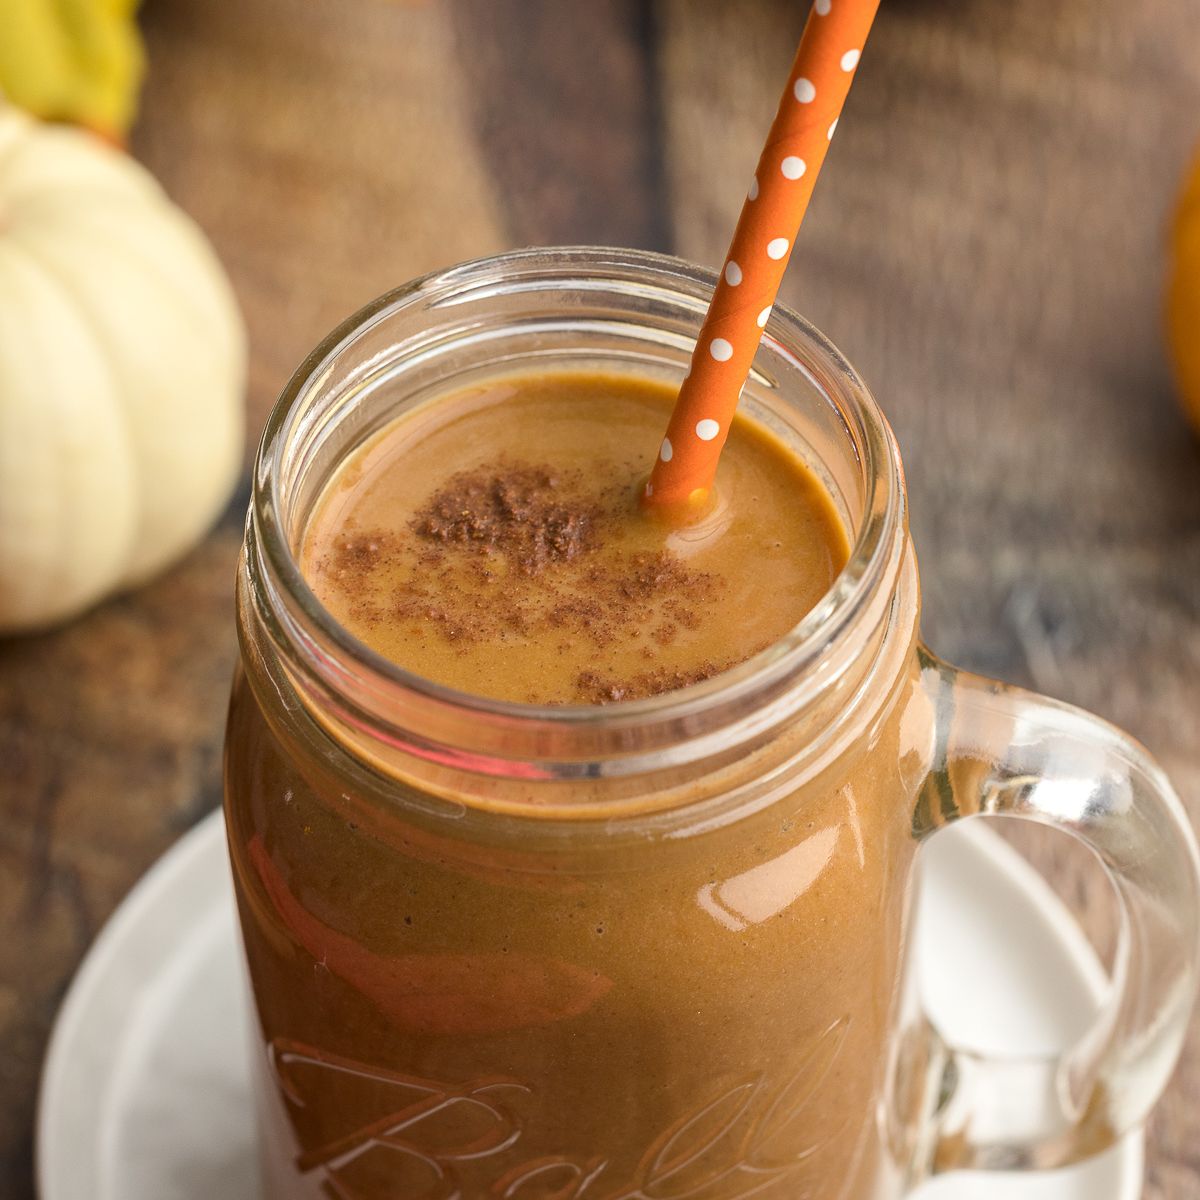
[250, 246, 907, 771]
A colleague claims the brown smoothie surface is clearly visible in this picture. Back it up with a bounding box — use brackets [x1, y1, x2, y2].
[301, 371, 849, 704]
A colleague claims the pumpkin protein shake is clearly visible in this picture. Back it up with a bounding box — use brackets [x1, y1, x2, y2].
[226, 5, 926, 1186]
[227, 355, 924, 1199]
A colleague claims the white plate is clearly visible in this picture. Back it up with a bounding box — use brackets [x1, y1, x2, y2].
[36, 812, 1143, 1200]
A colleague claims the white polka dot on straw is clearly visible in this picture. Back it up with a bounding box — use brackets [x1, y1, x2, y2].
[757, 306, 772, 328]
[748, 176, 759, 201]
[767, 238, 789, 260]
[828, 118, 839, 140]
[815, 0, 831, 13]
[696, 419, 720, 441]
[841, 49, 861, 71]
[725, 261, 743, 285]
[710, 338, 734, 361]
[793, 77, 816, 103]
[781, 156, 807, 179]
[660, 437, 673, 462]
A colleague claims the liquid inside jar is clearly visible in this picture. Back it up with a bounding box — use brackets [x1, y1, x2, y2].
[301, 371, 849, 704]
[230, 362, 921, 1200]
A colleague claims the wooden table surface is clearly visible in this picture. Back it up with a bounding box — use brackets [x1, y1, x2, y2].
[3, 0, 1199, 1194]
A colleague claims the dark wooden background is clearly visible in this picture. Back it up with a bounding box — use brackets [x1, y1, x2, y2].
[2, 0, 1199, 1195]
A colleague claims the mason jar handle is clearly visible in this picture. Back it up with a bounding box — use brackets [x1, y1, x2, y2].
[906, 646, 1200, 1180]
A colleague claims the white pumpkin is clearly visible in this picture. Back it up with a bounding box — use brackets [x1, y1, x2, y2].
[0, 103, 246, 633]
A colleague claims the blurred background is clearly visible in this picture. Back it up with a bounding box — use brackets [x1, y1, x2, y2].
[1, 0, 1199, 1196]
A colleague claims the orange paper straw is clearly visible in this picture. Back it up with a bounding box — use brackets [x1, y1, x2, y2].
[644, 0, 881, 510]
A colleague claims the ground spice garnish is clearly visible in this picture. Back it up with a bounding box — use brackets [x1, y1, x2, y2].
[574, 663, 725, 704]
[314, 460, 743, 702]
[411, 464, 598, 575]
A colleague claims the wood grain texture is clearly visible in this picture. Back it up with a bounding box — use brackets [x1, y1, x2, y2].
[130, 0, 508, 444]
[655, 0, 1200, 1194]
[2, 0, 1199, 1195]
[448, 0, 670, 250]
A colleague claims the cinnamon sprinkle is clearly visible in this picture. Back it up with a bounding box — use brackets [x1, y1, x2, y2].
[574, 663, 725, 704]
[315, 460, 737, 702]
[411, 464, 598, 575]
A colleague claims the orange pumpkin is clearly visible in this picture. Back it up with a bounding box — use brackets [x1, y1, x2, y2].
[1167, 144, 1200, 436]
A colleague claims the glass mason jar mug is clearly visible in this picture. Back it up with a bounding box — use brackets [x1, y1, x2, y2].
[225, 248, 1200, 1200]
